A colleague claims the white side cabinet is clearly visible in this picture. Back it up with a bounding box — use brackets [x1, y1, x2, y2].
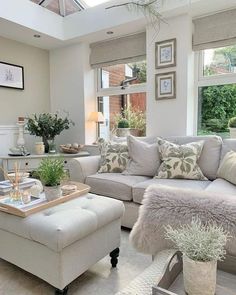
[1, 152, 90, 177]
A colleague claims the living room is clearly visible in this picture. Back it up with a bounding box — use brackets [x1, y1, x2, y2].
[0, 0, 236, 294]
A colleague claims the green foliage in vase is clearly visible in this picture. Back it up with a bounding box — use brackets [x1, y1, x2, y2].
[37, 157, 66, 187]
[165, 217, 230, 262]
[118, 119, 130, 128]
[26, 112, 74, 139]
[228, 117, 236, 128]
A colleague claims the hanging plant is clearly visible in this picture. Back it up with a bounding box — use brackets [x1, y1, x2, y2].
[106, 0, 165, 26]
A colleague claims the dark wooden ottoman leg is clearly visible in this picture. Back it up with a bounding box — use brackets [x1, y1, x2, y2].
[55, 286, 68, 295]
[110, 248, 120, 268]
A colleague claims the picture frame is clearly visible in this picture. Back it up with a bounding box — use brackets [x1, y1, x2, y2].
[0, 62, 24, 90]
[155, 71, 176, 100]
[155, 38, 176, 69]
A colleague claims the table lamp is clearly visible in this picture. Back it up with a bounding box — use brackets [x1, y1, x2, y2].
[88, 111, 105, 141]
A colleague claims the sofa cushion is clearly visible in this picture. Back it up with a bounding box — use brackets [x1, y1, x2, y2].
[97, 139, 129, 173]
[0, 194, 124, 252]
[133, 178, 211, 204]
[155, 138, 207, 180]
[123, 135, 160, 177]
[86, 173, 150, 201]
[221, 138, 236, 160]
[217, 151, 236, 185]
[205, 178, 236, 195]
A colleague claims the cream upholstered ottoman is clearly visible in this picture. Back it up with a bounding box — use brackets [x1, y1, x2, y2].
[0, 193, 124, 294]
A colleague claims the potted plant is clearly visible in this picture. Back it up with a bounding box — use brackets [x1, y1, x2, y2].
[26, 112, 74, 153]
[37, 157, 66, 201]
[165, 218, 229, 295]
[116, 118, 130, 137]
[114, 106, 146, 137]
[228, 117, 236, 138]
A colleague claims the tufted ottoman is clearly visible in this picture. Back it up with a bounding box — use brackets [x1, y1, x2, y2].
[0, 193, 124, 294]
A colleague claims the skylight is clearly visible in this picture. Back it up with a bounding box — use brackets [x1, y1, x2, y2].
[82, 0, 112, 8]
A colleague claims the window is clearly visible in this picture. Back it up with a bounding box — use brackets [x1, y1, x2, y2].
[197, 45, 236, 137]
[96, 61, 147, 139]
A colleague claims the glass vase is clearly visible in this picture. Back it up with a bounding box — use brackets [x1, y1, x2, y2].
[48, 139, 56, 154]
[10, 184, 23, 203]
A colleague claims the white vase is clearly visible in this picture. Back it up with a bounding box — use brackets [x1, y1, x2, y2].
[183, 255, 217, 295]
[44, 185, 62, 201]
[229, 128, 236, 138]
[116, 128, 130, 137]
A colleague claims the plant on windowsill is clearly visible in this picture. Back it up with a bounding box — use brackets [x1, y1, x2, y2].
[116, 119, 130, 137]
[37, 157, 66, 201]
[228, 117, 236, 138]
[165, 217, 230, 295]
[114, 106, 146, 137]
[26, 112, 74, 153]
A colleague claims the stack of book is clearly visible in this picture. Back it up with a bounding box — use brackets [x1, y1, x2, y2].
[0, 178, 37, 195]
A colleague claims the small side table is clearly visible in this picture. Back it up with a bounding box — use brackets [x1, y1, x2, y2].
[0, 152, 90, 177]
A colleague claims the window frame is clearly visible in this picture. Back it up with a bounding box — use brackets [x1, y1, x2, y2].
[96, 66, 147, 97]
[195, 48, 236, 135]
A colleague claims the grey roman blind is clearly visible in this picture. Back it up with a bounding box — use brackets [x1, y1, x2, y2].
[90, 32, 146, 68]
[193, 9, 236, 51]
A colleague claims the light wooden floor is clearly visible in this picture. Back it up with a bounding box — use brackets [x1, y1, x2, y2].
[169, 270, 236, 295]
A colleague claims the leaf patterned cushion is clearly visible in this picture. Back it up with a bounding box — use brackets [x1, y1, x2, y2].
[155, 138, 208, 180]
[98, 138, 129, 173]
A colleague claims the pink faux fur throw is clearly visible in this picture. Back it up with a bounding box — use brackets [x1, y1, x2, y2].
[130, 184, 236, 256]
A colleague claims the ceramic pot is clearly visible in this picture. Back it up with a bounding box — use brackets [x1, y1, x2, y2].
[183, 255, 217, 295]
[116, 128, 130, 137]
[229, 128, 236, 138]
[35, 142, 45, 155]
[44, 185, 62, 201]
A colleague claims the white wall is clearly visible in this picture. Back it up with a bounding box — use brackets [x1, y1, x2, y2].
[146, 14, 195, 137]
[50, 43, 96, 145]
[0, 36, 50, 125]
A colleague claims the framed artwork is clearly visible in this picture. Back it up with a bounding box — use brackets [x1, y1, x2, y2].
[0, 62, 24, 90]
[155, 38, 176, 69]
[155, 71, 176, 100]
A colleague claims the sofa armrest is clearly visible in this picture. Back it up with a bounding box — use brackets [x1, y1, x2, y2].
[67, 156, 101, 183]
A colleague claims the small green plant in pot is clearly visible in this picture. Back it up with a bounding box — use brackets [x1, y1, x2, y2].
[165, 218, 229, 295]
[37, 157, 66, 201]
[228, 117, 236, 138]
[116, 119, 130, 137]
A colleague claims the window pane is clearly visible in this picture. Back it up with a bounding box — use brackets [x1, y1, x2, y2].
[101, 61, 147, 89]
[197, 84, 236, 137]
[203, 45, 236, 76]
[97, 93, 146, 139]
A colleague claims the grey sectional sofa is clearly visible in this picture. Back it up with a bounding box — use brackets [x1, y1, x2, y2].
[68, 135, 236, 228]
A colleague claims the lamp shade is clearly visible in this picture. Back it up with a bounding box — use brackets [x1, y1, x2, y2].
[88, 112, 105, 123]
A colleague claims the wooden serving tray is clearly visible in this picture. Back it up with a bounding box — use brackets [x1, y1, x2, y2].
[152, 251, 236, 295]
[0, 182, 90, 218]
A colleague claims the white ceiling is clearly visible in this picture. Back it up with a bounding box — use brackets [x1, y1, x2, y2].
[1, 0, 236, 50]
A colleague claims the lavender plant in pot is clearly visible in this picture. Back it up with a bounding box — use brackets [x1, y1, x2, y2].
[165, 218, 229, 295]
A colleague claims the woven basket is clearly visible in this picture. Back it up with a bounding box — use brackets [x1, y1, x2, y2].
[60, 145, 84, 154]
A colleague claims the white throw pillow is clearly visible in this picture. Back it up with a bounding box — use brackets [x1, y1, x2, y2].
[123, 136, 160, 177]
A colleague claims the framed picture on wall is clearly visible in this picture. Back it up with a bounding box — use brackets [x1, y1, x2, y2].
[0, 62, 24, 90]
[155, 38, 176, 69]
[155, 71, 176, 100]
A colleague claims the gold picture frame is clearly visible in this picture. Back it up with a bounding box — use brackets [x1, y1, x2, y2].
[155, 71, 176, 100]
[155, 38, 176, 69]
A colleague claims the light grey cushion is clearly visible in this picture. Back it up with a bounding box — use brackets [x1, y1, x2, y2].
[205, 178, 236, 195]
[123, 136, 160, 176]
[221, 139, 236, 160]
[217, 151, 236, 185]
[132, 178, 211, 204]
[86, 173, 150, 201]
[0, 194, 124, 252]
[165, 136, 222, 180]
